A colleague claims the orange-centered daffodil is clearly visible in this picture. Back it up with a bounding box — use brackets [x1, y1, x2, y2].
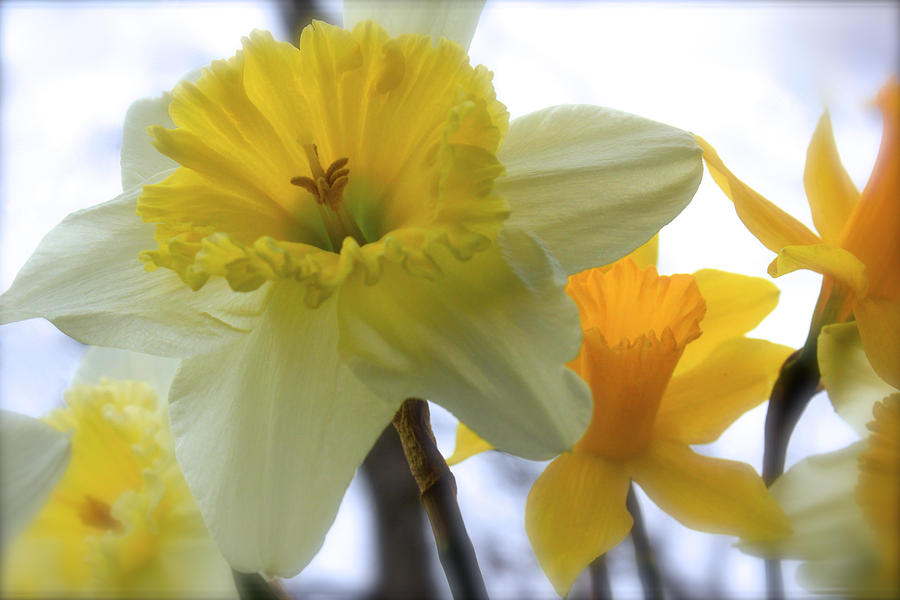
[697, 78, 899, 388]
[0, 3, 703, 577]
[453, 258, 793, 596]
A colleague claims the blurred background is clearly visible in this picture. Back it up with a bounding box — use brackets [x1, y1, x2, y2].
[1, 1, 897, 597]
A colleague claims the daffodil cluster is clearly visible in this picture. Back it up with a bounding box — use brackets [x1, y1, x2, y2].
[0, 1, 896, 597]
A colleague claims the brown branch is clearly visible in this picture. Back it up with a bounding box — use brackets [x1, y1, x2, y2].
[392, 398, 489, 600]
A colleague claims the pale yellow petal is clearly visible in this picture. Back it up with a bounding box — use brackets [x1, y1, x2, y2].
[630, 439, 791, 542]
[855, 297, 900, 390]
[525, 453, 633, 597]
[803, 111, 860, 242]
[446, 423, 494, 465]
[768, 243, 868, 298]
[655, 338, 793, 444]
[343, 0, 485, 50]
[677, 269, 780, 373]
[818, 322, 897, 436]
[697, 136, 820, 252]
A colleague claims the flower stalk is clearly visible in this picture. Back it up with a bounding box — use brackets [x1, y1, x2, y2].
[589, 555, 613, 600]
[392, 398, 489, 600]
[626, 485, 664, 600]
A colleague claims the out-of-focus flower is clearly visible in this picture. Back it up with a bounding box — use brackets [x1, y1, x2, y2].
[697, 78, 899, 388]
[742, 323, 899, 597]
[0, 349, 235, 599]
[0, 2, 703, 577]
[0, 411, 70, 549]
[455, 258, 792, 596]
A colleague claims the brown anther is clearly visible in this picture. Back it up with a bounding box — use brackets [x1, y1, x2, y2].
[325, 157, 349, 181]
[290, 176, 320, 197]
[79, 495, 123, 532]
[329, 167, 350, 183]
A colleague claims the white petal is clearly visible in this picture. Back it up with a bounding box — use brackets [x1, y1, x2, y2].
[498, 105, 702, 276]
[120, 94, 178, 190]
[0, 175, 268, 358]
[73, 347, 179, 400]
[169, 282, 400, 577]
[0, 410, 71, 548]
[338, 229, 592, 460]
[818, 322, 897, 437]
[740, 442, 871, 559]
[343, 0, 484, 49]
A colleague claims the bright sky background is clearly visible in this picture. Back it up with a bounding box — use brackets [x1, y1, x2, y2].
[1, 1, 897, 598]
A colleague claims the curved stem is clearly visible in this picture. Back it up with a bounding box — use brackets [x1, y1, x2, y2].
[626, 485, 664, 599]
[392, 398, 489, 600]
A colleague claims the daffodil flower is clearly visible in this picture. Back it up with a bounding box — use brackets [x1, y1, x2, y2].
[697, 78, 899, 388]
[1, 348, 235, 598]
[451, 258, 792, 596]
[0, 411, 70, 549]
[741, 323, 899, 597]
[0, 2, 703, 576]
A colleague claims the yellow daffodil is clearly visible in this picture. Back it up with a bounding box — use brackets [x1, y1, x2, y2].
[742, 323, 899, 597]
[0, 2, 703, 576]
[697, 78, 900, 388]
[455, 258, 792, 596]
[1, 349, 235, 598]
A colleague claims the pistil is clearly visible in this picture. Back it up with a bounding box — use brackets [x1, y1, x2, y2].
[291, 144, 366, 251]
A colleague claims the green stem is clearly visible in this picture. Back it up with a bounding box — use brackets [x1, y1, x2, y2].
[626, 485, 664, 599]
[589, 554, 613, 600]
[392, 398, 489, 600]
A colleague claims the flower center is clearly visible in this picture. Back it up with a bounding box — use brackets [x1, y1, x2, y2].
[567, 260, 706, 459]
[290, 144, 365, 250]
[137, 21, 509, 305]
[79, 495, 123, 532]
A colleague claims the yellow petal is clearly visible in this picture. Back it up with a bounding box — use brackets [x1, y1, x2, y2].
[697, 136, 820, 252]
[446, 422, 494, 465]
[655, 338, 793, 445]
[840, 78, 900, 303]
[855, 296, 900, 389]
[525, 453, 633, 597]
[804, 111, 860, 242]
[677, 269, 780, 373]
[768, 243, 868, 298]
[630, 439, 791, 542]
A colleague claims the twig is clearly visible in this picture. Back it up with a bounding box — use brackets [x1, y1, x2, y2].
[392, 398, 489, 600]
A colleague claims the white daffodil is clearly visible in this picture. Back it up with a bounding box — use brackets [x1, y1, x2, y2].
[0, 411, 71, 549]
[1, 348, 236, 598]
[741, 323, 899, 597]
[0, 1, 703, 577]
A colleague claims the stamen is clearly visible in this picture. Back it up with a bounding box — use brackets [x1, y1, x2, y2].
[325, 157, 349, 181]
[292, 143, 366, 250]
[79, 494, 123, 532]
